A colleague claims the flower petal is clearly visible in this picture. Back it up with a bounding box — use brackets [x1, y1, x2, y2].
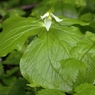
[44, 18, 52, 31]
[51, 14, 63, 22]
[41, 12, 49, 19]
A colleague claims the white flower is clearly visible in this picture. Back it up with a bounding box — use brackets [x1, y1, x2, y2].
[41, 12, 63, 31]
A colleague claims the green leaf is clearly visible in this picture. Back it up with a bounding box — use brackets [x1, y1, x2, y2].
[20, 25, 83, 93]
[9, 8, 26, 17]
[0, 62, 4, 77]
[8, 78, 27, 95]
[70, 32, 95, 60]
[6, 67, 19, 77]
[70, 31, 95, 85]
[60, 17, 89, 26]
[79, 13, 94, 22]
[74, 83, 95, 95]
[3, 50, 22, 65]
[60, 58, 87, 83]
[0, 84, 10, 95]
[75, 0, 86, 7]
[37, 89, 66, 95]
[85, 55, 95, 83]
[0, 16, 43, 57]
[62, 0, 75, 5]
[75, 54, 95, 85]
[89, 21, 95, 29]
[2, 76, 17, 86]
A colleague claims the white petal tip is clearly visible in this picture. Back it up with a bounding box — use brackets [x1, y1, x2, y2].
[51, 14, 63, 22]
[40, 16, 43, 19]
[55, 17, 63, 22]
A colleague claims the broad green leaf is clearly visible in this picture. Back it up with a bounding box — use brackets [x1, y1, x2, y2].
[60, 17, 89, 26]
[70, 31, 95, 60]
[20, 25, 83, 93]
[70, 32, 95, 85]
[75, 54, 95, 85]
[60, 58, 87, 83]
[0, 16, 43, 57]
[86, 55, 95, 83]
[79, 13, 94, 22]
[36, 89, 66, 95]
[74, 83, 95, 95]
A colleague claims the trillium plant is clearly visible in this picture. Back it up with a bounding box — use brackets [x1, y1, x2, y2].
[0, 7, 95, 95]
